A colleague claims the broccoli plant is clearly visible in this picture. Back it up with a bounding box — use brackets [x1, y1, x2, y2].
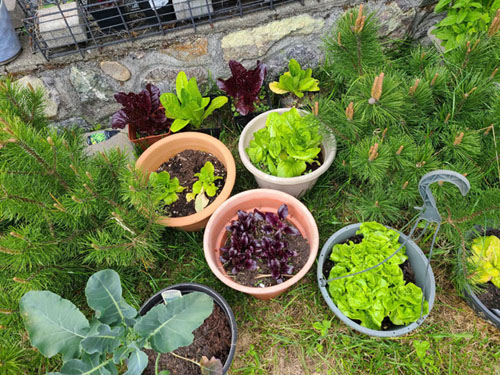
[20, 269, 223, 375]
[149, 171, 185, 205]
[269, 59, 319, 98]
[186, 161, 223, 213]
[160, 72, 228, 132]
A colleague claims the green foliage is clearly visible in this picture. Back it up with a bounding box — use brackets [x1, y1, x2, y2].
[328, 222, 429, 330]
[186, 161, 222, 213]
[246, 108, 323, 177]
[413, 340, 439, 374]
[323, 6, 384, 81]
[320, 7, 500, 223]
[433, 0, 500, 50]
[149, 171, 185, 205]
[20, 269, 215, 374]
[269, 59, 320, 98]
[468, 235, 500, 286]
[160, 71, 228, 132]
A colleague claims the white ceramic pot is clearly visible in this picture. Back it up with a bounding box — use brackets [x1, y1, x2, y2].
[238, 108, 336, 198]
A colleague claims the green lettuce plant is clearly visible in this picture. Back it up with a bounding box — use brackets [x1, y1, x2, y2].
[186, 161, 223, 213]
[269, 59, 320, 98]
[468, 235, 500, 286]
[246, 108, 323, 177]
[20, 269, 223, 375]
[432, 0, 500, 50]
[160, 71, 228, 132]
[149, 171, 185, 205]
[327, 222, 428, 330]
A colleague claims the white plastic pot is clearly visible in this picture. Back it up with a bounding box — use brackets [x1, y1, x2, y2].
[238, 108, 336, 198]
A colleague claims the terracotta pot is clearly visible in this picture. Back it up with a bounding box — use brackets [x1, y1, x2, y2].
[238, 108, 337, 198]
[135, 132, 236, 231]
[128, 124, 170, 151]
[203, 188, 319, 299]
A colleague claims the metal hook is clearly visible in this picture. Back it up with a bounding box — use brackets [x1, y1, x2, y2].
[415, 170, 471, 224]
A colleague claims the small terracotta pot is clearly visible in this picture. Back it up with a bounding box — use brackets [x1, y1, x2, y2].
[135, 132, 236, 231]
[128, 124, 171, 151]
[238, 108, 336, 198]
[203, 188, 319, 299]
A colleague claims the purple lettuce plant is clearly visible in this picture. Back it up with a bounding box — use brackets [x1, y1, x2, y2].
[216, 60, 267, 116]
[220, 204, 301, 283]
[111, 84, 171, 136]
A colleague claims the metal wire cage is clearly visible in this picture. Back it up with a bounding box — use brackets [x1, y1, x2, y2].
[16, 0, 303, 60]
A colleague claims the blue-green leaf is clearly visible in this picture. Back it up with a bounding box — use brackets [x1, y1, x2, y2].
[85, 270, 137, 326]
[124, 349, 148, 375]
[20, 291, 90, 360]
[134, 292, 213, 353]
[81, 324, 123, 355]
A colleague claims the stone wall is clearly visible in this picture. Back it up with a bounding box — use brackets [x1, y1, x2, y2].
[2, 0, 441, 130]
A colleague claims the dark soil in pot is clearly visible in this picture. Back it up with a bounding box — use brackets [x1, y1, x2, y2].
[222, 223, 309, 288]
[143, 303, 232, 375]
[321, 233, 420, 331]
[156, 149, 226, 217]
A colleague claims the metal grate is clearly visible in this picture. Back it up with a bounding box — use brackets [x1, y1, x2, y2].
[17, 0, 303, 60]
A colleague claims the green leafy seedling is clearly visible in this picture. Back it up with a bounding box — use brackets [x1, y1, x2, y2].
[312, 319, 331, 353]
[246, 108, 323, 177]
[186, 161, 223, 212]
[149, 171, 185, 205]
[160, 71, 228, 132]
[269, 59, 320, 98]
[19, 269, 218, 375]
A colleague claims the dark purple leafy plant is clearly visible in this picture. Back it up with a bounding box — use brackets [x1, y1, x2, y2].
[111, 84, 171, 136]
[219, 204, 301, 283]
[216, 60, 267, 116]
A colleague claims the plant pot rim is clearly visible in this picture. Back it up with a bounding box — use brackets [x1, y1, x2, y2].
[203, 188, 319, 297]
[138, 282, 238, 374]
[135, 132, 236, 229]
[317, 223, 436, 337]
[238, 108, 336, 186]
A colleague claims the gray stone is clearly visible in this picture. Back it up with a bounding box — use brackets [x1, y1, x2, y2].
[15, 76, 59, 119]
[70, 66, 113, 103]
[84, 128, 135, 162]
[50, 117, 93, 132]
[100, 61, 131, 82]
[375, 2, 417, 40]
[142, 66, 208, 93]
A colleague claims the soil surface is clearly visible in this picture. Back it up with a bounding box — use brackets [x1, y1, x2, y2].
[143, 303, 232, 375]
[156, 149, 226, 217]
[322, 233, 422, 330]
[224, 223, 310, 288]
[473, 227, 500, 310]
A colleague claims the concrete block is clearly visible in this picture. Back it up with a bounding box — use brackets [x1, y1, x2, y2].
[172, 0, 213, 20]
[37, 3, 87, 49]
[84, 127, 136, 162]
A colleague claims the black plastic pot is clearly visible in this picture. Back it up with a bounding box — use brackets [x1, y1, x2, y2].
[139, 283, 237, 374]
[137, 0, 176, 24]
[88, 3, 128, 32]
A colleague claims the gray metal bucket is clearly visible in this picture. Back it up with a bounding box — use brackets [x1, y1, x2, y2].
[317, 223, 436, 337]
[0, 0, 22, 65]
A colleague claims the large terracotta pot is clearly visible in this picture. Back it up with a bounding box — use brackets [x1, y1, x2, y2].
[135, 132, 236, 231]
[203, 189, 319, 299]
[238, 108, 336, 198]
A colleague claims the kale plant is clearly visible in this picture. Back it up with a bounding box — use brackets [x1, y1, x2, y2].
[327, 222, 429, 330]
[217, 60, 268, 116]
[246, 108, 323, 177]
[186, 161, 223, 213]
[160, 72, 228, 132]
[149, 171, 185, 205]
[269, 59, 319, 98]
[112, 84, 171, 136]
[20, 269, 223, 375]
[220, 204, 301, 283]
